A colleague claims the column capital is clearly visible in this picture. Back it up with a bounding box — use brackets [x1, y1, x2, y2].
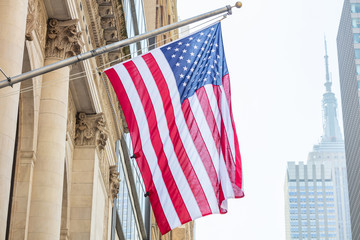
[74, 113, 109, 150]
[45, 18, 83, 60]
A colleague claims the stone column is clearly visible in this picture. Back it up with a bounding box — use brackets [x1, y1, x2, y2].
[70, 113, 109, 239]
[27, 19, 82, 240]
[0, 0, 28, 238]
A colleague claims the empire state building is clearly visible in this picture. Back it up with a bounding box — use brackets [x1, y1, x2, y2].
[284, 39, 352, 240]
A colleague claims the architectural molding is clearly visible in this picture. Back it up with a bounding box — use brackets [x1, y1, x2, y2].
[74, 112, 108, 150]
[26, 0, 47, 50]
[45, 18, 83, 59]
[109, 165, 120, 199]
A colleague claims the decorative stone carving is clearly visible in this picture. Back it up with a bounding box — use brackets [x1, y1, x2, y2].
[109, 165, 120, 199]
[99, 6, 113, 17]
[101, 18, 115, 29]
[66, 94, 76, 142]
[26, 0, 47, 47]
[74, 113, 108, 150]
[45, 19, 83, 59]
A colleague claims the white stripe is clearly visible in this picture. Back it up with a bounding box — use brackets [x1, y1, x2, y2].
[187, 92, 221, 213]
[152, 49, 219, 217]
[204, 85, 235, 198]
[219, 85, 236, 164]
[112, 63, 181, 229]
[131, 56, 202, 220]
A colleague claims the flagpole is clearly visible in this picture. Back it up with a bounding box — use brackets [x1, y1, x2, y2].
[0, 2, 242, 89]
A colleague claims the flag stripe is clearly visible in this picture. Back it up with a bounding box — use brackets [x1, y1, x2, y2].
[104, 67, 172, 233]
[181, 97, 220, 213]
[123, 60, 193, 224]
[131, 56, 203, 219]
[109, 64, 182, 229]
[150, 50, 225, 212]
[222, 75, 243, 194]
[142, 52, 213, 217]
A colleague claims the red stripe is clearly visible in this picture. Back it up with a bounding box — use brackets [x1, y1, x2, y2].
[193, 88, 222, 199]
[142, 53, 212, 217]
[104, 68, 171, 233]
[122, 60, 192, 224]
[222, 75, 243, 196]
[212, 85, 237, 191]
[181, 97, 220, 211]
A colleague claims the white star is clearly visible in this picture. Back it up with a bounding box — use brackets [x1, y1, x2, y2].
[214, 60, 218, 64]
[208, 56, 212, 59]
[186, 75, 191, 79]
[197, 54, 201, 58]
[167, 46, 171, 50]
[190, 68, 194, 72]
[182, 49, 187, 53]
[175, 48, 179, 51]
[203, 78, 207, 82]
[210, 65, 214, 69]
[197, 39, 201, 42]
[178, 42, 183, 45]
[201, 47, 205, 51]
[171, 54, 176, 58]
[207, 34, 211, 37]
[183, 82, 187, 86]
[216, 72, 220, 75]
[187, 59, 191, 63]
[207, 71, 211, 75]
[180, 74, 184, 78]
[215, 43, 218, 47]
[194, 61, 198, 65]
[200, 32, 204, 36]
[179, 56, 184, 60]
[213, 77, 216, 81]
[211, 49, 215, 53]
[205, 40, 208, 44]
[217, 55, 220, 59]
[190, 52, 194, 56]
[189, 37, 193, 40]
[211, 27, 215, 31]
[183, 66, 188, 71]
[193, 45, 198, 49]
[186, 43, 190, 47]
[176, 62, 180, 67]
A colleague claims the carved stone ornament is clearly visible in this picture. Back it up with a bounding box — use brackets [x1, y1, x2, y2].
[45, 18, 84, 59]
[74, 113, 108, 150]
[26, 0, 47, 47]
[109, 165, 120, 199]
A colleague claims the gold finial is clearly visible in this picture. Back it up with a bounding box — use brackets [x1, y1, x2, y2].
[235, 1, 242, 8]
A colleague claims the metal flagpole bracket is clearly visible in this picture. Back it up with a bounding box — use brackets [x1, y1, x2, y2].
[0, 67, 12, 88]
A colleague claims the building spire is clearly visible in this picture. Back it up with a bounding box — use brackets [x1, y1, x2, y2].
[324, 36, 332, 92]
[321, 37, 343, 143]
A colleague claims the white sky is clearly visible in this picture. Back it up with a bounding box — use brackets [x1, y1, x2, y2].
[177, 0, 344, 239]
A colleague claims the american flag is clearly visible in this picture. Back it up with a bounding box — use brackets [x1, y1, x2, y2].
[105, 22, 244, 234]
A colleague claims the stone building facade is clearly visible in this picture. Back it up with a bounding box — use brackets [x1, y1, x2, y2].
[0, 0, 193, 239]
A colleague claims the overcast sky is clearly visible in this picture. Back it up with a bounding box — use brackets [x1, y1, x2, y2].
[178, 0, 344, 239]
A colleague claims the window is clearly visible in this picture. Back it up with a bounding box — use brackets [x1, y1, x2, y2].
[351, 3, 360, 13]
[354, 33, 360, 44]
[353, 18, 360, 28]
[355, 49, 360, 59]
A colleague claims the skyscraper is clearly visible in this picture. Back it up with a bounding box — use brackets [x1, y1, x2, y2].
[337, 1, 360, 239]
[284, 40, 351, 240]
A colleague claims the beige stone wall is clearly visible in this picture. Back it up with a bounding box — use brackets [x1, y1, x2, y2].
[1, 0, 193, 239]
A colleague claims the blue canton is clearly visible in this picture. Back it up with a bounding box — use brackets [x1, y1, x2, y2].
[160, 23, 228, 103]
